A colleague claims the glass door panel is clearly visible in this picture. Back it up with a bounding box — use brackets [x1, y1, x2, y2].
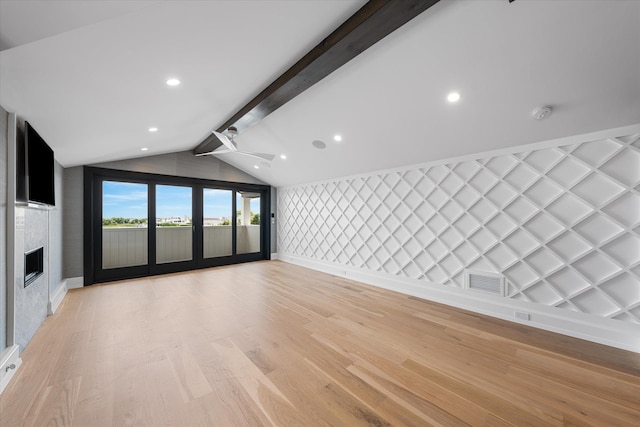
[203, 189, 233, 258]
[236, 192, 261, 254]
[102, 181, 148, 269]
[156, 185, 193, 264]
[88, 166, 270, 285]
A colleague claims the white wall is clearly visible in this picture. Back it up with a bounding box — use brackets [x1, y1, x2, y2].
[278, 125, 640, 351]
[0, 106, 7, 353]
[0, 110, 20, 394]
[49, 162, 64, 296]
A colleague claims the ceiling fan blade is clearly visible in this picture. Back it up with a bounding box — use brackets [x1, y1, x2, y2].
[236, 151, 276, 161]
[212, 130, 237, 152]
[194, 148, 233, 157]
[244, 152, 276, 161]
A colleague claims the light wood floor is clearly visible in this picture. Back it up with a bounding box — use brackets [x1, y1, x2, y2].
[1, 261, 639, 426]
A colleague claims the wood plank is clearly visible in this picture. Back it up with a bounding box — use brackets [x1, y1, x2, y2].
[1, 261, 639, 426]
[194, 0, 440, 154]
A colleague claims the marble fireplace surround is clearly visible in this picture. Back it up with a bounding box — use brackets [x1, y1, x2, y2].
[14, 206, 49, 352]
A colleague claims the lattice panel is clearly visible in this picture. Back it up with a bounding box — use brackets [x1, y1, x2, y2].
[278, 134, 640, 323]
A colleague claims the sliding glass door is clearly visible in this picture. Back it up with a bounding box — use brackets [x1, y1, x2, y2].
[156, 185, 193, 264]
[85, 167, 270, 285]
[98, 179, 150, 281]
[236, 192, 262, 255]
[102, 181, 148, 270]
[203, 189, 233, 259]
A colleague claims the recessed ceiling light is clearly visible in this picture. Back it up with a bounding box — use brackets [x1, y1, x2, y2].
[254, 165, 259, 169]
[334, 134, 342, 142]
[141, 147, 149, 151]
[447, 92, 461, 103]
[148, 127, 158, 132]
[280, 154, 287, 160]
[166, 78, 181, 86]
[312, 140, 327, 149]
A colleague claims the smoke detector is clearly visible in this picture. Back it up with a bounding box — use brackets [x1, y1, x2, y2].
[531, 105, 552, 120]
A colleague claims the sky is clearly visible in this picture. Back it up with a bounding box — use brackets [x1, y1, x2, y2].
[102, 181, 260, 219]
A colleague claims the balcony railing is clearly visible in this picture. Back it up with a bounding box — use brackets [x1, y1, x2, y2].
[102, 225, 260, 269]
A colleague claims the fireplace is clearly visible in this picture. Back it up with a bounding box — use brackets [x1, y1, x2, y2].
[25, 246, 44, 287]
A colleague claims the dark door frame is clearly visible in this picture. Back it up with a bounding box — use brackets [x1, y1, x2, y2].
[83, 166, 271, 286]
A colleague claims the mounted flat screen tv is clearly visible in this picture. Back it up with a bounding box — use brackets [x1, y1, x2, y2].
[25, 121, 55, 206]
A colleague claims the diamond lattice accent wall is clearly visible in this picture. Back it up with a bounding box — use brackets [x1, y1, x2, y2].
[278, 133, 640, 323]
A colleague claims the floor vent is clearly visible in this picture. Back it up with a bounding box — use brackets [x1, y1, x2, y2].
[465, 270, 505, 296]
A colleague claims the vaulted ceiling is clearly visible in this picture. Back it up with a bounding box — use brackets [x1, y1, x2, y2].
[1, 0, 639, 187]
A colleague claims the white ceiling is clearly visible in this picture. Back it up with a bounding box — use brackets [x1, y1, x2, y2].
[1, 0, 639, 188]
[0, 1, 159, 51]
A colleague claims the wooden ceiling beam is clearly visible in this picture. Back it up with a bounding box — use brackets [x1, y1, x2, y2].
[194, 0, 440, 154]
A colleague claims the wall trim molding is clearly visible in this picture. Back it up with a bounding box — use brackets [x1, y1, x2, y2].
[65, 277, 84, 289]
[0, 345, 21, 395]
[48, 280, 67, 315]
[270, 253, 279, 260]
[279, 254, 640, 353]
[47, 277, 84, 315]
[5, 112, 18, 354]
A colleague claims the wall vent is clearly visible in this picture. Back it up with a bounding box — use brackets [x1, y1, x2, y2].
[465, 270, 505, 296]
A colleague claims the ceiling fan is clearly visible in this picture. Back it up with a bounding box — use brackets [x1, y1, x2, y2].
[196, 126, 275, 161]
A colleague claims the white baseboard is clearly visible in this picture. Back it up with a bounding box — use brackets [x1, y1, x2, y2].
[279, 254, 640, 353]
[48, 280, 67, 315]
[0, 345, 22, 395]
[270, 252, 279, 260]
[48, 277, 84, 315]
[66, 276, 84, 289]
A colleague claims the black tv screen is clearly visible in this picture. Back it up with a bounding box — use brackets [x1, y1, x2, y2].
[25, 121, 55, 206]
